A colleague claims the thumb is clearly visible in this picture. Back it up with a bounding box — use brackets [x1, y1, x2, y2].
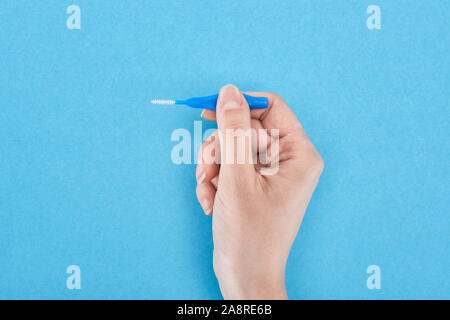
[216, 84, 255, 182]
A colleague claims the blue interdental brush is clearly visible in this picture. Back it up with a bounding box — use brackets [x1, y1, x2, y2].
[150, 93, 268, 111]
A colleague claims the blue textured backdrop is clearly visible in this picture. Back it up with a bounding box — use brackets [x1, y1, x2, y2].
[0, 0, 448, 299]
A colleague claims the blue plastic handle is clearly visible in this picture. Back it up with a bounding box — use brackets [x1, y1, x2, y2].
[177, 94, 268, 111]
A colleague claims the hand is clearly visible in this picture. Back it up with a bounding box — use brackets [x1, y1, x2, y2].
[195, 85, 324, 299]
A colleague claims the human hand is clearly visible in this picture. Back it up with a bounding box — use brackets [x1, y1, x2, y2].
[196, 85, 324, 299]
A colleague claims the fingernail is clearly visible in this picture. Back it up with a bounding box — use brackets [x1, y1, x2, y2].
[201, 199, 212, 215]
[200, 110, 205, 118]
[197, 172, 206, 184]
[219, 84, 241, 111]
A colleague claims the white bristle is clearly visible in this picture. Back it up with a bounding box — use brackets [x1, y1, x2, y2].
[151, 99, 175, 105]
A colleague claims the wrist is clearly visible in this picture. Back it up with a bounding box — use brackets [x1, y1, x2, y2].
[214, 254, 288, 299]
[220, 271, 287, 300]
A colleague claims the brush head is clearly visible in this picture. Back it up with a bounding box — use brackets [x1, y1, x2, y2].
[150, 99, 176, 105]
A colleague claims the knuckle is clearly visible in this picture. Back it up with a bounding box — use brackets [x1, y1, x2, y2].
[195, 183, 202, 196]
[223, 114, 248, 129]
[196, 183, 207, 199]
[226, 120, 246, 130]
[294, 142, 324, 181]
[307, 151, 324, 178]
[269, 92, 286, 104]
[314, 154, 325, 174]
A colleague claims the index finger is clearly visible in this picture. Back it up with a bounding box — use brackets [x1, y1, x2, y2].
[246, 92, 305, 138]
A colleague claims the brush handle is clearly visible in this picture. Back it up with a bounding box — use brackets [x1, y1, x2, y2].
[178, 94, 268, 111]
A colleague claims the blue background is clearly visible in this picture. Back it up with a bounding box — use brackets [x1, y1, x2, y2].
[0, 1, 448, 299]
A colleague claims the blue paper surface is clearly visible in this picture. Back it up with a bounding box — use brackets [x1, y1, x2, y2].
[0, 0, 448, 299]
